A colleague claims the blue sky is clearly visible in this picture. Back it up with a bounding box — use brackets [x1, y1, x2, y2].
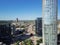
[0, 0, 60, 20]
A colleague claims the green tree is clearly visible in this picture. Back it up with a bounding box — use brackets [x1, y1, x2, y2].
[23, 39, 34, 45]
[21, 25, 25, 28]
[15, 41, 20, 45]
[37, 39, 42, 45]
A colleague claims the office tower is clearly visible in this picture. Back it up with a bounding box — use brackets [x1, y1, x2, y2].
[35, 18, 42, 37]
[57, 33, 60, 45]
[42, 0, 58, 45]
[0, 24, 12, 44]
[16, 18, 19, 22]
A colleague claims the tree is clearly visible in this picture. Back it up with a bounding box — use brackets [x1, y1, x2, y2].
[37, 39, 42, 45]
[21, 25, 25, 28]
[15, 41, 20, 45]
[23, 39, 34, 45]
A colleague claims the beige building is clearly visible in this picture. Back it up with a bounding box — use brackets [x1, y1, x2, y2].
[57, 20, 60, 34]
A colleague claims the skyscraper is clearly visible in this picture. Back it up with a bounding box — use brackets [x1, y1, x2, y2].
[35, 18, 42, 37]
[42, 0, 58, 45]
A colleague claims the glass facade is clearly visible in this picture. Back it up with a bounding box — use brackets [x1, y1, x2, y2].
[42, 0, 57, 45]
[35, 18, 42, 36]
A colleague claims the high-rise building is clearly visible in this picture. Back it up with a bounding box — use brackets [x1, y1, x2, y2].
[0, 24, 12, 44]
[35, 18, 42, 37]
[57, 33, 60, 45]
[42, 0, 58, 45]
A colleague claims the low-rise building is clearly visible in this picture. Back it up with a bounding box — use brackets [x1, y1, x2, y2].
[57, 20, 60, 34]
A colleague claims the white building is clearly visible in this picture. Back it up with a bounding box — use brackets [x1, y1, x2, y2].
[42, 0, 58, 45]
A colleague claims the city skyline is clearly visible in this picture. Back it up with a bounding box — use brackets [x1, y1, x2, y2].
[0, 0, 60, 20]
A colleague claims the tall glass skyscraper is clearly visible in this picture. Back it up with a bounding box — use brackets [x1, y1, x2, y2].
[42, 0, 58, 45]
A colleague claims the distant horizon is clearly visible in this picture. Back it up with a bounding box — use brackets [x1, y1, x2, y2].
[0, 0, 60, 20]
[0, 17, 60, 21]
